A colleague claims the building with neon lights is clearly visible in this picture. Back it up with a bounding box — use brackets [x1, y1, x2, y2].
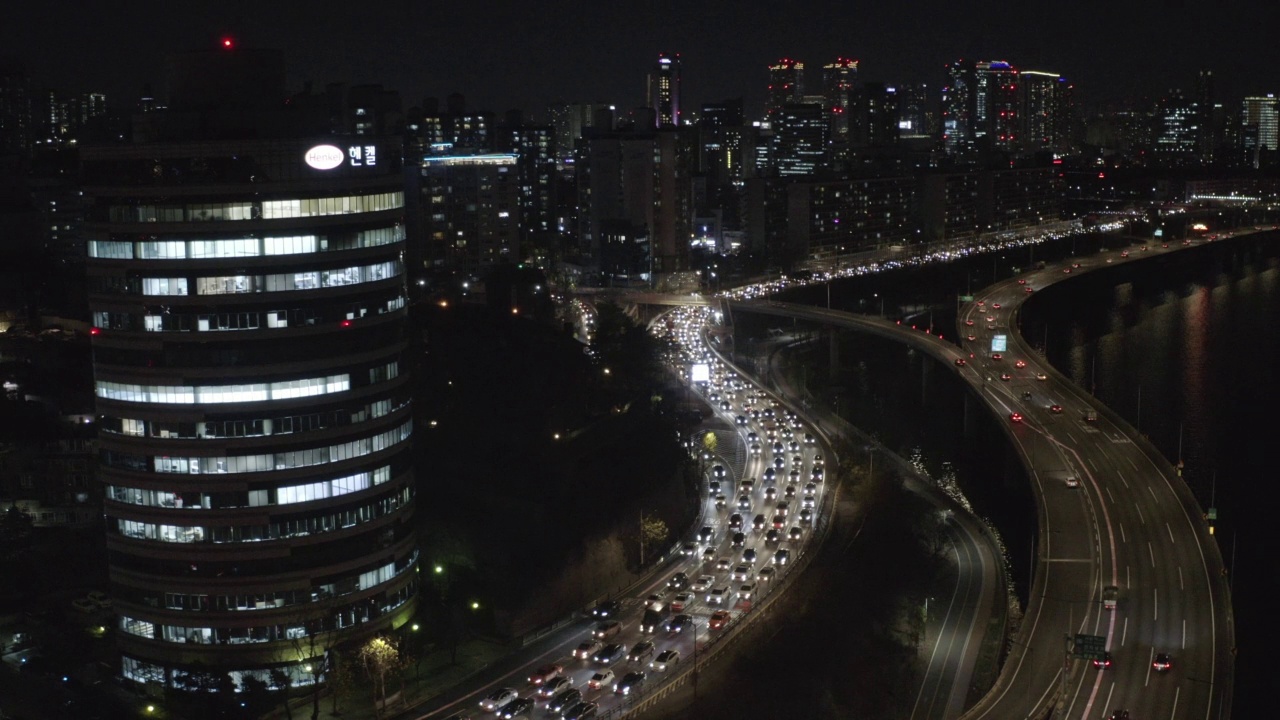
[85, 48, 417, 690]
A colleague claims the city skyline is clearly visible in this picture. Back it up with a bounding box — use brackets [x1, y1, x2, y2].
[6, 0, 1278, 117]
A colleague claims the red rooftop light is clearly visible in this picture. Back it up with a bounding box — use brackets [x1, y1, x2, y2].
[222, 38, 234, 49]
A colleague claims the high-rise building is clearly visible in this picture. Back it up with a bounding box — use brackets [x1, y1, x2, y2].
[497, 121, 556, 264]
[0, 56, 32, 155]
[546, 102, 613, 167]
[1242, 94, 1279, 169]
[1194, 70, 1215, 163]
[821, 58, 858, 138]
[772, 103, 829, 177]
[649, 53, 682, 128]
[1020, 70, 1073, 151]
[767, 59, 805, 117]
[941, 60, 975, 154]
[85, 48, 417, 690]
[975, 61, 1019, 150]
[896, 83, 933, 139]
[420, 151, 522, 271]
[699, 98, 745, 223]
[1153, 90, 1200, 165]
[849, 83, 900, 148]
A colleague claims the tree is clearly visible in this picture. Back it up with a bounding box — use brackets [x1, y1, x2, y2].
[639, 513, 669, 567]
[357, 635, 401, 719]
[268, 668, 294, 720]
[328, 650, 355, 716]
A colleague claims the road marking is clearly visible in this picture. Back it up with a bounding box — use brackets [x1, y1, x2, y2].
[1106, 486, 1115, 503]
[1135, 504, 1145, 524]
[1166, 522, 1176, 543]
[1121, 617, 1128, 647]
[1153, 587, 1159, 620]
[1149, 541, 1156, 567]
[1148, 486, 1160, 503]
[1172, 686, 1180, 717]
[1118, 470, 1129, 489]
[1126, 456, 1139, 471]
[1119, 522, 1126, 543]
[1183, 619, 1187, 649]
[1103, 681, 1116, 713]
[1126, 565, 1130, 589]
[1146, 647, 1154, 686]
[1087, 457, 1098, 472]
[1178, 566, 1184, 590]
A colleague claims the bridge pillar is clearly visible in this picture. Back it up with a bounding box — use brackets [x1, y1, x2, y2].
[920, 351, 930, 404]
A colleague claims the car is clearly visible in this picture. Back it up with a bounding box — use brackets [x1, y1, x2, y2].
[967, 334, 977, 341]
[773, 548, 791, 565]
[691, 575, 715, 593]
[712, 464, 726, 479]
[628, 640, 656, 664]
[749, 443, 762, 455]
[701, 547, 716, 563]
[765, 527, 781, 544]
[70, 598, 96, 613]
[592, 600, 620, 619]
[1000, 373, 1012, 381]
[1025, 286, 1034, 293]
[804, 481, 817, 497]
[707, 585, 730, 605]
[708, 480, 721, 496]
[732, 564, 751, 581]
[500, 698, 535, 719]
[737, 495, 753, 512]
[1036, 372, 1048, 381]
[715, 494, 728, 510]
[757, 566, 777, 583]
[992, 302, 1001, 309]
[650, 649, 681, 672]
[668, 572, 689, 590]
[1109, 712, 1130, 720]
[86, 590, 111, 609]
[1014, 359, 1027, 368]
[680, 541, 698, 556]
[1121, 251, 1129, 257]
[1153, 652, 1172, 672]
[562, 701, 598, 720]
[731, 531, 746, 548]
[1010, 412, 1023, 423]
[1073, 262, 1081, 268]
[666, 614, 693, 634]
[789, 526, 803, 542]
[1065, 476, 1080, 488]
[763, 468, 777, 483]
[1063, 267, 1072, 273]
[955, 358, 967, 367]
[592, 621, 621, 640]
[977, 300, 985, 306]
[728, 513, 744, 530]
[478, 687, 519, 712]
[592, 643, 626, 665]
[1050, 404, 1063, 413]
[719, 401, 731, 411]
[670, 592, 693, 612]
[1017, 279, 1026, 285]
[991, 353, 1002, 360]
[739, 582, 756, 600]
[528, 662, 563, 685]
[965, 319, 975, 326]
[742, 547, 758, 564]
[614, 671, 646, 696]
[735, 414, 748, 425]
[739, 478, 756, 494]
[709, 610, 731, 630]
[772, 456, 786, 470]
[752, 514, 767, 531]
[574, 639, 602, 660]
[764, 486, 778, 502]
[1093, 652, 1112, 669]
[548, 688, 583, 714]
[985, 315, 995, 322]
[715, 557, 732, 572]
[804, 433, 816, 445]
[539, 675, 571, 697]
[1021, 390, 1033, 400]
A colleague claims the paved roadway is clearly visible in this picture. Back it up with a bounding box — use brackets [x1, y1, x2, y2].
[727, 232, 1240, 719]
[409, 306, 833, 720]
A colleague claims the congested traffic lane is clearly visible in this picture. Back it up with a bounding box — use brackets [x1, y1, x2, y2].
[416, 307, 831, 720]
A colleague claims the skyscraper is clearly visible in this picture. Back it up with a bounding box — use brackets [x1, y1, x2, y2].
[895, 83, 933, 140]
[849, 83, 900, 148]
[86, 48, 417, 690]
[1021, 70, 1073, 151]
[650, 53, 682, 128]
[1153, 90, 1200, 165]
[941, 60, 975, 154]
[821, 58, 858, 138]
[773, 103, 829, 176]
[1242, 94, 1279, 168]
[975, 61, 1018, 150]
[767, 58, 805, 117]
[1194, 70, 1215, 163]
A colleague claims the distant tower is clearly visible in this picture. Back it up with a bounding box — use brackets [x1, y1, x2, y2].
[650, 53, 682, 128]
[1194, 70, 1215, 163]
[821, 58, 858, 138]
[942, 60, 975, 154]
[767, 58, 805, 118]
[975, 60, 1019, 150]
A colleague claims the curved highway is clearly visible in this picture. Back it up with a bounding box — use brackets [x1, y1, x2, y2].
[727, 233, 1236, 720]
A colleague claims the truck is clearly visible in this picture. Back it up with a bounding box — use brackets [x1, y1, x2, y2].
[1084, 409, 1098, 423]
[1103, 585, 1118, 610]
[639, 603, 670, 633]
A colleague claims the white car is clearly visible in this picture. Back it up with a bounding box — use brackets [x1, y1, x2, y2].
[739, 582, 756, 600]
[691, 575, 716, 594]
[478, 687, 519, 712]
[731, 564, 751, 582]
[650, 649, 681, 672]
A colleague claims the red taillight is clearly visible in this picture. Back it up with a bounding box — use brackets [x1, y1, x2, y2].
[340, 320, 352, 327]
[90, 327, 101, 336]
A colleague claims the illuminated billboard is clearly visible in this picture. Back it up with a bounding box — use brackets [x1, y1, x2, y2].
[690, 363, 711, 383]
[991, 334, 1008, 353]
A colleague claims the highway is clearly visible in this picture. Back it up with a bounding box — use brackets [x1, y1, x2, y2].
[408, 306, 836, 720]
[726, 233, 1237, 719]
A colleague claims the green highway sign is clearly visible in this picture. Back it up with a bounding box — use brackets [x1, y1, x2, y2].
[1207, 507, 1217, 520]
[959, 295, 975, 302]
[1073, 633, 1107, 660]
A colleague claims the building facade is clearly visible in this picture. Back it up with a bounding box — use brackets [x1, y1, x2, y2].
[84, 54, 416, 687]
[650, 54, 682, 128]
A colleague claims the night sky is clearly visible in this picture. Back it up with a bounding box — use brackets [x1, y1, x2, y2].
[9, 0, 1279, 118]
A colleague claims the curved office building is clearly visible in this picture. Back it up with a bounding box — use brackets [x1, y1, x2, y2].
[84, 132, 417, 688]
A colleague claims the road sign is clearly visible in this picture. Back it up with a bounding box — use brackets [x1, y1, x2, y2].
[1073, 633, 1107, 660]
[991, 334, 1008, 353]
[959, 295, 975, 302]
[1207, 507, 1217, 520]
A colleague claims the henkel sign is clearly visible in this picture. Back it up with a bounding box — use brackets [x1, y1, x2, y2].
[304, 145, 345, 170]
